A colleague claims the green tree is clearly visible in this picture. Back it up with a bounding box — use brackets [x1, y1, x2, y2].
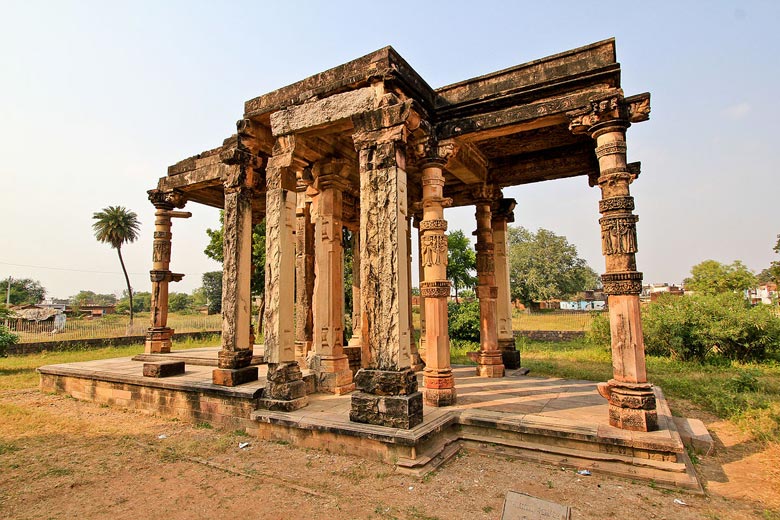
[116, 291, 151, 313]
[446, 230, 477, 303]
[71, 290, 117, 308]
[168, 292, 192, 313]
[508, 226, 599, 305]
[2, 277, 46, 305]
[684, 260, 756, 295]
[204, 215, 266, 296]
[202, 271, 223, 314]
[757, 234, 780, 286]
[0, 304, 18, 356]
[190, 287, 208, 307]
[92, 206, 141, 325]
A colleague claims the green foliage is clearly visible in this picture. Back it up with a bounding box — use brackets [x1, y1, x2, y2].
[758, 234, 780, 286]
[584, 311, 611, 348]
[1, 277, 46, 305]
[204, 215, 266, 296]
[507, 226, 599, 305]
[116, 291, 151, 313]
[448, 301, 481, 342]
[446, 230, 476, 302]
[642, 293, 780, 362]
[202, 272, 222, 314]
[684, 259, 756, 295]
[70, 291, 117, 308]
[168, 292, 192, 313]
[0, 305, 18, 356]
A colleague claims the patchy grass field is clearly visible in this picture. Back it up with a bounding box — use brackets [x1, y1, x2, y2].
[1, 335, 779, 518]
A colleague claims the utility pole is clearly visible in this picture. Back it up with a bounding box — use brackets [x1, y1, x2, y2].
[4, 276, 10, 328]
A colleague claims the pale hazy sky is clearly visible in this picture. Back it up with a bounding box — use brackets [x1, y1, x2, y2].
[1, 1, 778, 299]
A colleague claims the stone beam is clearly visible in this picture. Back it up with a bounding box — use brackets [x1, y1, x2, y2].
[270, 85, 382, 137]
[487, 144, 598, 187]
[441, 139, 487, 185]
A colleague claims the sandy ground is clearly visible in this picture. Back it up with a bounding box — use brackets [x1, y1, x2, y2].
[0, 389, 778, 520]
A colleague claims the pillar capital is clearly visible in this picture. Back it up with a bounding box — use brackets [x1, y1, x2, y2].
[567, 93, 650, 138]
[412, 136, 458, 169]
[491, 198, 516, 223]
[148, 189, 187, 210]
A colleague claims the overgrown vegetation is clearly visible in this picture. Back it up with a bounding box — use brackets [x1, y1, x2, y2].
[0, 305, 18, 357]
[587, 293, 780, 363]
[447, 301, 480, 342]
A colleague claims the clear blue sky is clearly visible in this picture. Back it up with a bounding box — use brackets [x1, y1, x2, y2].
[1, 0, 778, 299]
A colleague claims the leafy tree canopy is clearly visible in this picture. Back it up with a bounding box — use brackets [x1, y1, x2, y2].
[116, 291, 151, 313]
[2, 277, 46, 305]
[71, 290, 117, 308]
[202, 271, 223, 314]
[205, 215, 266, 296]
[683, 260, 756, 295]
[446, 230, 477, 303]
[507, 226, 599, 305]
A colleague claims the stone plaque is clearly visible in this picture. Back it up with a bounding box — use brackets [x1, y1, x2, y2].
[501, 491, 571, 520]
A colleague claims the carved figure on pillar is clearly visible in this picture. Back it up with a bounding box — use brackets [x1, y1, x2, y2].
[414, 137, 456, 406]
[294, 174, 315, 368]
[145, 189, 189, 354]
[568, 93, 657, 431]
[349, 100, 423, 429]
[491, 197, 520, 369]
[473, 186, 504, 378]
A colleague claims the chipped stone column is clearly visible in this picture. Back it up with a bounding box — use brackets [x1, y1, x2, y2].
[474, 188, 505, 378]
[569, 94, 657, 431]
[418, 143, 456, 406]
[259, 135, 308, 411]
[406, 214, 425, 373]
[309, 160, 355, 395]
[413, 215, 427, 363]
[349, 113, 422, 429]
[295, 179, 315, 368]
[492, 198, 520, 369]
[212, 166, 259, 387]
[145, 190, 189, 354]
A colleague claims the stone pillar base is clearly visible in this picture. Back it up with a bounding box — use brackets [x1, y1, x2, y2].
[350, 368, 423, 429]
[144, 327, 173, 354]
[262, 362, 309, 410]
[498, 339, 521, 370]
[342, 346, 362, 376]
[212, 366, 258, 387]
[598, 379, 658, 432]
[218, 349, 253, 369]
[476, 352, 505, 378]
[308, 354, 355, 395]
[423, 370, 456, 407]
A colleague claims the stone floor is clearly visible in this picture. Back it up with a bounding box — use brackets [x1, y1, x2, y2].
[38, 347, 700, 490]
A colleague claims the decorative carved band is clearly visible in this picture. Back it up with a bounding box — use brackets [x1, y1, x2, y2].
[153, 231, 172, 240]
[419, 219, 448, 232]
[601, 271, 643, 295]
[599, 215, 639, 255]
[595, 141, 627, 159]
[421, 235, 448, 266]
[152, 241, 172, 263]
[599, 196, 635, 213]
[420, 280, 451, 298]
[148, 189, 187, 210]
[421, 173, 445, 187]
[476, 252, 495, 274]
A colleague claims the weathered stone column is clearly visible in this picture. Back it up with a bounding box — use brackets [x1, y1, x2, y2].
[474, 187, 505, 378]
[259, 135, 308, 410]
[309, 160, 355, 394]
[295, 178, 315, 368]
[406, 214, 425, 373]
[212, 166, 259, 386]
[413, 215, 427, 363]
[418, 142, 456, 406]
[145, 189, 189, 354]
[569, 94, 657, 431]
[347, 232, 361, 349]
[492, 198, 520, 369]
[349, 112, 422, 429]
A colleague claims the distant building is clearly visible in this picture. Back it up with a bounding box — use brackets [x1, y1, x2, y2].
[747, 283, 778, 305]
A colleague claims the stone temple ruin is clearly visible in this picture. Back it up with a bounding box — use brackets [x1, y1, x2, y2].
[41, 40, 700, 488]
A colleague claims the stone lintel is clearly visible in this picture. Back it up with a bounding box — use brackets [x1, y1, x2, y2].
[270, 86, 381, 136]
[212, 366, 259, 387]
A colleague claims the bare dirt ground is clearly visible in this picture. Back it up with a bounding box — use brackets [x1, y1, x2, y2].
[1, 389, 778, 520]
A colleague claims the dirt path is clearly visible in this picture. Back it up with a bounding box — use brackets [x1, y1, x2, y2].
[0, 390, 778, 520]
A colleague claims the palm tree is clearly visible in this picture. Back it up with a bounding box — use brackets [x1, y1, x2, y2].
[92, 206, 141, 326]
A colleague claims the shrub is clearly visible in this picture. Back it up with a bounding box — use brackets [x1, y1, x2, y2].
[642, 293, 780, 363]
[0, 325, 18, 357]
[448, 301, 481, 342]
[585, 311, 611, 349]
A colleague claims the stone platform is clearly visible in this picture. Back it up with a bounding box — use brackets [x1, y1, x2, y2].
[37, 349, 701, 491]
[132, 346, 265, 367]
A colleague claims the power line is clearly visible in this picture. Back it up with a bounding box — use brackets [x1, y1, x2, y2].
[0, 261, 213, 277]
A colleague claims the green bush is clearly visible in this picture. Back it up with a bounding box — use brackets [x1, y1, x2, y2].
[448, 301, 481, 342]
[585, 311, 611, 349]
[643, 293, 780, 363]
[0, 325, 18, 357]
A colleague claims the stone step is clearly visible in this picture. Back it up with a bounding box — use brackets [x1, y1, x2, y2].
[673, 417, 715, 455]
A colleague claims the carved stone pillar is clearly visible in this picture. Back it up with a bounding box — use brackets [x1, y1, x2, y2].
[417, 141, 456, 406]
[474, 188, 504, 378]
[349, 113, 422, 429]
[406, 214, 425, 373]
[212, 166, 259, 386]
[259, 135, 308, 410]
[347, 233, 361, 349]
[492, 198, 520, 369]
[145, 190, 189, 354]
[295, 179, 315, 368]
[309, 160, 355, 394]
[413, 215, 426, 363]
[569, 94, 657, 431]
